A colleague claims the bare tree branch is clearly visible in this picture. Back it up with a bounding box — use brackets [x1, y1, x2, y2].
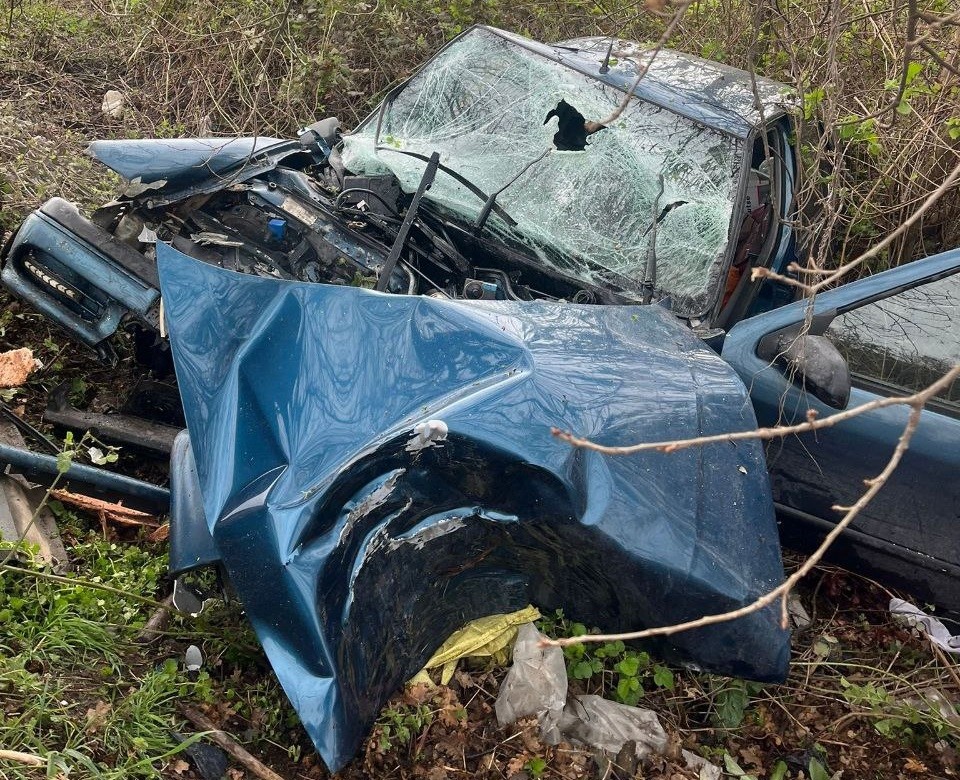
[552, 365, 958, 456]
[755, 156, 960, 291]
[589, 0, 695, 131]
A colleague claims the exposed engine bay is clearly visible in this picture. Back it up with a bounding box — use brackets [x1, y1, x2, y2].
[97, 157, 612, 311]
[1, 24, 794, 369]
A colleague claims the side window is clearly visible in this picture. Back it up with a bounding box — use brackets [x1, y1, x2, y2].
[826, 271, 959, 408]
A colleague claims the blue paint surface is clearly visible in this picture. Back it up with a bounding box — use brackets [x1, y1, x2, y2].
[159, 242, 788, 770]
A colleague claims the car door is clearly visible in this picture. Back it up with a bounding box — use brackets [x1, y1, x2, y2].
[722, 248, 960, 612]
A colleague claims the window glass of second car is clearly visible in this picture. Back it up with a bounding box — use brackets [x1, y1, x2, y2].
[826, 271, 960, 408]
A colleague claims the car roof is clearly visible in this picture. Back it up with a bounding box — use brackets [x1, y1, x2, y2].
[486, 26, 795, 139]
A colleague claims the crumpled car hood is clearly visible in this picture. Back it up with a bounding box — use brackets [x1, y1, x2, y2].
[157, 242, 788, 770]
[87, 137, 301, 205]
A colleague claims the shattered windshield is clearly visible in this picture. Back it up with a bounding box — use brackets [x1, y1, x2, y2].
[342, 27, 744, 315]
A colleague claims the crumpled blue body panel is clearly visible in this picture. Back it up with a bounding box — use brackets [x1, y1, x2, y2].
[157, 243, 788, 770]
[87, 137, 300, 205]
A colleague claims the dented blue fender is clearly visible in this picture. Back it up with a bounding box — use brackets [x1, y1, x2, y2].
[158, 242, 789, 770]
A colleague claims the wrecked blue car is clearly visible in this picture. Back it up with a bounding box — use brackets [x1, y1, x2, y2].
[159, 240, 789, 769]
[1, 26, 799, 360]
[3, 23, 958, 771]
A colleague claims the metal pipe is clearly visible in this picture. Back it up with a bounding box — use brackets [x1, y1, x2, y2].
[0, 442, 170, 513]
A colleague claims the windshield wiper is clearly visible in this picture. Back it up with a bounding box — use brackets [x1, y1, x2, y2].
[474, 148, 551, 233]
[642, 174, 665, 305]
[375, 151, 440, 292]
[375, 147, 517, 228]
[639, 176, 689, 305]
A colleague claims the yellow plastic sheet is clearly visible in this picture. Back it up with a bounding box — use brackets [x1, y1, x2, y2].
[409, 605, 541, 686]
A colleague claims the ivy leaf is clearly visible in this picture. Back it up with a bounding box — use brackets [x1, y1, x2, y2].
[653, 665, 674, 689]
[572, 660, 594, 679]
[615, 656, 640, 677]
[616, 677, 641, 706]
[714, 681, 749, 728]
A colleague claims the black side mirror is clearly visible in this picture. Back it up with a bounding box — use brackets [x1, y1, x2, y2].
[759, 332, 851, 409]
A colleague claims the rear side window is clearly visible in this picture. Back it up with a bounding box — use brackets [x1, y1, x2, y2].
[826, 271, 959, 409]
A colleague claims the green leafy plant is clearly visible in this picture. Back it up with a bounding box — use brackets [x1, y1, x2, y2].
[525, 756, 548, 777]
[946, 118, 960, 141]
[840, 677, 957, 747]
[374, 703, 434, 752]
[711, 679, 765, 728]
[537, 610, 677, 706]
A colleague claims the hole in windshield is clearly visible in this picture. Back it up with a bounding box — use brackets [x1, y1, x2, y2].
[544, 99, 594, 151]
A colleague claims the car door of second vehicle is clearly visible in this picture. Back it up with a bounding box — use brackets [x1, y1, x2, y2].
[722, 248, 960, 613]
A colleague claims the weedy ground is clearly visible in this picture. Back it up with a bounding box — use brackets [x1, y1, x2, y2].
[3, 526, 959, 779]
[1, 0, 959, 778]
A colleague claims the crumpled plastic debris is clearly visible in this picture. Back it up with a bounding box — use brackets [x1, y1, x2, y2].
[0, 473, 67, 565]
[496, 624, 720, 779]
[411, 606, 541, 686]
[787, 593, 812, 630]
[898, 686, 960, 728]
[557, 694, 668, 756]
[495, 622, 568, 732]
[890, 598, 960, 654]
[172, 732, 228, 780]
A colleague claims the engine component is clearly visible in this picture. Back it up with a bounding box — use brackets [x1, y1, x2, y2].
[463, 278, 498, 300]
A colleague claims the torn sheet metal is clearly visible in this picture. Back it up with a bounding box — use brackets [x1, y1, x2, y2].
[158, 241, 788, 770]
[87, 137, 302, 207]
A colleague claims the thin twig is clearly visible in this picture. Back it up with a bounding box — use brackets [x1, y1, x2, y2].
[134, 594, 174, 645]
[591, 0, 695, 129]
[0, 750, 44, 767]
[545, 365, 959, 648]
[553, 364, 958, 456]
[756, 157, 960, 291]
[178, 706, 287, 780]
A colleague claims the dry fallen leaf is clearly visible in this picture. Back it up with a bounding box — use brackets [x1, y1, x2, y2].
[84, 700, 112, 733]
[904, 757, 928, 774]
[169, 759, 190, 775]
[148, 523, 170, 542]
[506, 754, 528, 777]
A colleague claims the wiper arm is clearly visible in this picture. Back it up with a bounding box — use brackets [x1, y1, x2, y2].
[642, 174, 665, 305]
[474, 148, 551, 233]
[375, 151, 440, 292]
[375, 146, 517, 227]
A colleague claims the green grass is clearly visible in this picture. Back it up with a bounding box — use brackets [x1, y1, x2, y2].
[0, 522, 294, 778]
